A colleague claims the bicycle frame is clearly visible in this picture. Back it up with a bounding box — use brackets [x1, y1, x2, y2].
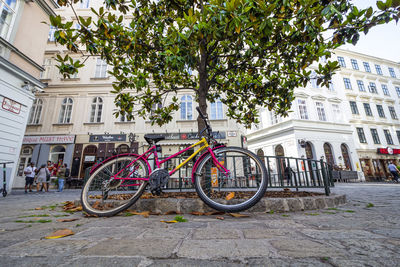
[111, 137, 230, 187]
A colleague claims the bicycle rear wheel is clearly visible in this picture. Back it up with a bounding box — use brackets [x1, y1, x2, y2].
[194, 147, 267, 212]
[81, 156, 149, 217]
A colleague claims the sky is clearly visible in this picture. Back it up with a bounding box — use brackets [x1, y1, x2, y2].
[341, 0, 400, 62]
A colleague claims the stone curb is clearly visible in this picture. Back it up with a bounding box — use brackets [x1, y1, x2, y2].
[77, 194, 346, 213]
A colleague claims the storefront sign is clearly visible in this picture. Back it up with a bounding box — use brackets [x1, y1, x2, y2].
[84, 155, 96, 162]
[377, 148, 400, 155]
[159, 132, 226, 140]
[89, 134, 126, 142]
[23, 135, 75, 144]
[2, 97, 21, 114]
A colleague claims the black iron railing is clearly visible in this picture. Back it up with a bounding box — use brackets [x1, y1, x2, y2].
[83, 155, 334, 195]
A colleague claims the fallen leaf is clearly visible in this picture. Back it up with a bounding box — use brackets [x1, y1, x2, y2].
[228, 213, 250, 218]
[164, 211, 182, 215]
[68, 206, 83, 212]
[57, 218, 79, 222]
[45, 229, 74, 239]
[160, 220, 178, 224]
[216, 216, 225, 220]
[83, 212, 98, 218]
[35, 207, 43, 210]
[126, 211, 150, 218]
[190, 211, 205, 216]
[225, 192, 235, 201]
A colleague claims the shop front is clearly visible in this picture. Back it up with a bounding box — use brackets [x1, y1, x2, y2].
[14, 135, 75, 188]
[359, 148, 400, 181]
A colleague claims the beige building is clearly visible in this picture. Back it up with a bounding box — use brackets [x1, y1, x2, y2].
[0, 0, 58, 190]
[18, 0, 244, 186]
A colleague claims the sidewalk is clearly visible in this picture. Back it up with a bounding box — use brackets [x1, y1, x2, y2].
[0, 184, 399, 266]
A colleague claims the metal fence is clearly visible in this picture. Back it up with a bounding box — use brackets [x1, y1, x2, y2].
[83, 154, 334, 195]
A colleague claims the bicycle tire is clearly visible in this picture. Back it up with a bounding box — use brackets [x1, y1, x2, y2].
[194, 146, 267, 212]
[81, 155, 149, 217]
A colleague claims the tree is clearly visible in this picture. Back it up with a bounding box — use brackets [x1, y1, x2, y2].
[50, 0, 399, 130]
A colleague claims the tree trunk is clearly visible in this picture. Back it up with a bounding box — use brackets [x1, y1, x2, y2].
[197, 44, 208, 136]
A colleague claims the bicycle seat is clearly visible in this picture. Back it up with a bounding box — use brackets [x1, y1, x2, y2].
[144, 134, 165, 145]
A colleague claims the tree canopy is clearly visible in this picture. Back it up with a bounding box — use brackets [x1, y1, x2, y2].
[50, 0, 400, 128]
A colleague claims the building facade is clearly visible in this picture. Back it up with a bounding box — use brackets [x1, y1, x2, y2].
[0, 0, 57, 191]
[247, 49, 400, 182]
[17, 0, 245, 187]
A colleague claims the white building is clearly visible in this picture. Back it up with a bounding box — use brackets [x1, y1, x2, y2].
[0, 0, 57, 192]
[247, 49, 400, 182]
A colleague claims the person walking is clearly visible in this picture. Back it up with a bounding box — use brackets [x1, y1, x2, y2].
[56, 163, 69, 192]
[388, 162, 400, 183]
[24, 162, 37, 193]
[35, 164, 49, 192]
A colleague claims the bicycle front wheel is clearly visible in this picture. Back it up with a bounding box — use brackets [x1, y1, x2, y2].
[194, 147, 267, 212]
[81, 156, 149, 217]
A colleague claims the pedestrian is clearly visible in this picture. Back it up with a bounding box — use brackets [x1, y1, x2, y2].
[35, 164, 49, 192]
[24, 162, 37, 193]
[388, 162, 400, 183]
[57, 163, 69, 192]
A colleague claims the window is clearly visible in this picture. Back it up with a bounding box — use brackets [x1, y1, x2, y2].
[0, 0, 18, 40]
[370, 129, 381, 144]
[375, 64, 383, 75]
[80, 0, 90, 8]
[48, 26, 56, 42]
[351, 59, 359, 70]
[95, 58, 107, 78]
[328, 81, 334, 91]
[376, 105, 385, 118]
[180, 95, 192, 120]
[389, 106, 398, 120]
[357, 80, 365, 92]
[310, 71, 318, 88]
[28, 99, 43, 125]
[349, 101, 359, 115]
[337, 56, 346, 67]
[343, 78, 352, 89]
[270, 111, 281, 125]
[389, 67, 396, 78]
[356, 128, 367, 143]
[151, 103, 162, 117]
[397, 130, 400, 144]
[120, 114, 132, 122]
[332, 104, 341, 121]
[382, 84, 390, 96]
[58, 98, 73, 123]
[89, 97, 103, 123]
[396, 87, 400, 98]
[210, 99, 223, 119]
[315, 102, 326, 121]
[384, 129, 394, 145]
[363, 103, 373, 117]
[298, 99, 308, 120]
[363, 62, 371, 72]
[40, 58, 52, 79]
[368, 82, 377, 94]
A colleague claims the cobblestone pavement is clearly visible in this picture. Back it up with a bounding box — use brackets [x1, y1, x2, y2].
[0, 183, 399, 266]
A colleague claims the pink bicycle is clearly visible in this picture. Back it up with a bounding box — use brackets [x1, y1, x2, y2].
[81, 107, 268, 216]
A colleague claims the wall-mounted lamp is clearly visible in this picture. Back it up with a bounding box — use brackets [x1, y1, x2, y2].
[87, 132, 93, 135]
[338, 156, 343, 160]
[104, 132, 110, 135]
[320, 156, 325, 160]
[298, 139, 306, 148]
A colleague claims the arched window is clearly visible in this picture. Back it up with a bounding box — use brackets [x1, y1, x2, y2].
[210, 99, 223, 119]
[323, 143, 335, 166]
[275, 145, 284, 156]
[28, 99, 43, 124]
[180, 95, 192, 120]
[58, 97, 73, 123]
[90, 97, 103, 123]
[0, 0, 19, 40]
[305, 142, 314, 159]
[257, 149, 265, 163]
[341, 144, 352, 170]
